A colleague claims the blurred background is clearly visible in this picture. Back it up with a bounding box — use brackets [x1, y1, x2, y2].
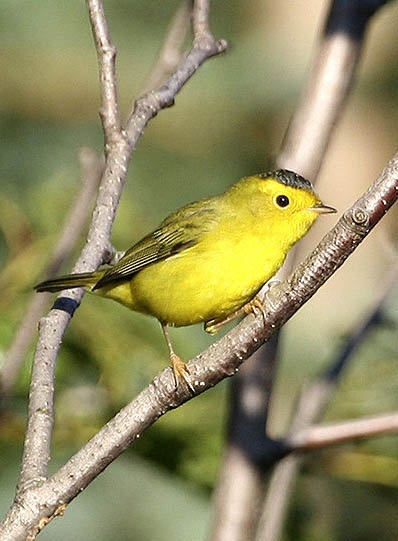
[0, 1, 397, 539]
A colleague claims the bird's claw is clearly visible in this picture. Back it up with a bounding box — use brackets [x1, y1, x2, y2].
[244, 295, 267, 325]
[170, 353, 195, 393]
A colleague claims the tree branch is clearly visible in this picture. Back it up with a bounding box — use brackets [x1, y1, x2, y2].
[255, 257, 397, 541]
[1, 148, 397, 539]
[276, 0, 390, 181]
[143, 1, 190, 93]
[87, 0, 122, 142]
[2, 0, 226, 535]
[124, 4, 226, 146]
[289, 411, 398, 451]
[255, 410, 398, 541]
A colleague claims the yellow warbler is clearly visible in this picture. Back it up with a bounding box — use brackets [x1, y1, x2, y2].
[35, 169, 336, 390]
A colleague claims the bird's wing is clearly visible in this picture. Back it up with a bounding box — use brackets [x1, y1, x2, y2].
[93, 198, 220, 289]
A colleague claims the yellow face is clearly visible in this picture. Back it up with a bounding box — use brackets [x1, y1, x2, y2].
[227, 173, 335, 248]
[260, 176, 323, 219]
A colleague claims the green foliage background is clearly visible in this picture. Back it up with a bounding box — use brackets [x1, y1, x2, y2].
[0, 1, 397, 539]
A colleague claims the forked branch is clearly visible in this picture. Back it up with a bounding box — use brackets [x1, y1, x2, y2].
[6, 0, 226, 533]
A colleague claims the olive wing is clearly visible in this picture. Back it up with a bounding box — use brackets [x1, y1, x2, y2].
[93, 199, 219, 289]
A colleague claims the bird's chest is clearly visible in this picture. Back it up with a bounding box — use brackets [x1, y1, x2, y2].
[198, 231, 285, 303]
[132, 227, 287, 326]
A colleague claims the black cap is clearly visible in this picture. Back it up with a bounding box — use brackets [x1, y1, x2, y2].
[259, 169, 314, 193]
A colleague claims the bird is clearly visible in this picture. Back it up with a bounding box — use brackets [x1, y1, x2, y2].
[35, 169, 336, 391]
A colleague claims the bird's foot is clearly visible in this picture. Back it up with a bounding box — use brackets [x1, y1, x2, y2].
[243, 294, 267, 325]
[204, 309, 242, 334]
[170, 353, 195, 393]
[205, 294, 268, 334]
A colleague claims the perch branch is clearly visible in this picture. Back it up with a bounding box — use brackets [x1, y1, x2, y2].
[255, 258, 397, 541]
[1, 150, 397, 540]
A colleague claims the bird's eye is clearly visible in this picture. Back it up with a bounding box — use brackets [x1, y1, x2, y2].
[275, 195, 290, 208]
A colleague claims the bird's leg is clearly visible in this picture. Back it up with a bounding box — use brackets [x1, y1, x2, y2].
[161, 323, 194, 393]
[205, 294, 267, 335]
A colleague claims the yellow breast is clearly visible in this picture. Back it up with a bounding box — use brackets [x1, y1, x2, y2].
[127, 219, 287, 327]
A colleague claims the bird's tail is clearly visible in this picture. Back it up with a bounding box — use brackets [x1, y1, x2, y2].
[34, 270, 106, 293]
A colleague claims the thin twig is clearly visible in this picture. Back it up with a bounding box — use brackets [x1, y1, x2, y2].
[1, 151, 397, 539]
[255, 410, 398, 541]
[87, 0, 122, 142]
[289, 411, 398, 450]
[143, 1, 190, 93]
[0, 149, 103, 399]
[124, 3, 226, 146]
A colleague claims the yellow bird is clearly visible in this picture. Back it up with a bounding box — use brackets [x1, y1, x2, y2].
[35, 169, 336, 390]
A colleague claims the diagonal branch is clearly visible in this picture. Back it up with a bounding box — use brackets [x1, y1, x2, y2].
[2, 150, 397, 540]
[255, 257, 397, 541]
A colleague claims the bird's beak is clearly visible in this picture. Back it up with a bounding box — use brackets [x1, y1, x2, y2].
[307, 203, 337, 214]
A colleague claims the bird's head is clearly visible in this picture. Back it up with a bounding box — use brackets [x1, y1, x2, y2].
[227, 169, 336, 242]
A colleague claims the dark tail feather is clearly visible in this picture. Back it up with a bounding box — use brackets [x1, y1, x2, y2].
[34, 271, 104, 293]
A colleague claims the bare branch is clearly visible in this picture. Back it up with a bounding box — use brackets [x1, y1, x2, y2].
[276, 0, 388, 181]
[255, 454, 301, 541]
[13, 150, 103, 495]
[7, 0, 227, 529]
[124, 1, 227, 146]
[2, 150, 397, 539]
[211, 336, 280, 541]
[143, 1, 190, 93]
[211, 445, 265, 541]
[255, 410, 398, 541]
[192, 0, 213, 40]
[0, 149, 103, 399]
[87, 0, 122, 142]
[289, 411, 398, 450]
[276, 33, 361, 182]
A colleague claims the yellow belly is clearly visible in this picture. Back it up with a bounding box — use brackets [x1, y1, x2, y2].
[103, 232, 286, 327]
